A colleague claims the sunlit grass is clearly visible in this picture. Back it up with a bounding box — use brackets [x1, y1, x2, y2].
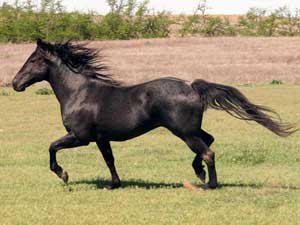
[0, 85, 300, 225]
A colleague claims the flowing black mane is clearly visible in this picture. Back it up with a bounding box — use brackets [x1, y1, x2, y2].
[41, 40, 121, 86]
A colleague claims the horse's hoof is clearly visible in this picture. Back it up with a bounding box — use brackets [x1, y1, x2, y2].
[200, 182, 217, 190]
[184, 180, 217, 191]
[208, 183, 218, 189]
[198, 182, 218, 190]
[104, 183, 121, 190]
[61, 170, 69, 184]
[198, 184, 210, 190]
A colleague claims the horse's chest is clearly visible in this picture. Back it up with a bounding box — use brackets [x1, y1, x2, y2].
[61, 109, 95, 132]
[61, 113, 72, 131]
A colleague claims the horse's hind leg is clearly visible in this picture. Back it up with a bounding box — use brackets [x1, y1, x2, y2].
[96, 139, 121, 190]
[185, 135, 217, 189]
[49, 133, 89, 183]
[192, 155, 205, 182]
[192, 130, 214, 183]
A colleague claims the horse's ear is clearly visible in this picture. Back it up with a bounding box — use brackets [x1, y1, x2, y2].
[37, 38, 44, 48]
[36, 39, 53, 52]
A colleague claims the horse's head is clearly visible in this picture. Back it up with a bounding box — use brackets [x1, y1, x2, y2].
[12, 39, 54, 92]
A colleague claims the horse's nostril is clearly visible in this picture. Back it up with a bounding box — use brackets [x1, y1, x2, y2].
[12, 78, 23, 91]
[12, 79, 18, 89]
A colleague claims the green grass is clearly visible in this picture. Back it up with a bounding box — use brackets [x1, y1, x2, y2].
[0, 89, 9, 96]
[0, 85, 300, 225]
[35, 88, 54, 95]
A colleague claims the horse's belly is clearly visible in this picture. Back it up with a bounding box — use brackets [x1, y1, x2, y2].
[98, 120, 160, 141]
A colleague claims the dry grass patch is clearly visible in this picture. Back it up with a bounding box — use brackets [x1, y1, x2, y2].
[1, 37, 300, 86]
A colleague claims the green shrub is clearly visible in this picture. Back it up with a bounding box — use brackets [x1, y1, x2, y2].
[1, 1, 300, 42]
[238, 8, 267, 36]
[179, 15, 237, 37]
[98, 13, 135, 40]
[275, 7, 300, 36]
[0, 89, 9, 96]
[237, 7, 300, 37]
[179, 15, 202, 36]
[202, 17, 237, 37]
[0, 3, 97, 42]
[35, 88, 54, 95]
[97, 1, 172, 40]
[136, 12, 172, 38]
[270, 80, 283, 85]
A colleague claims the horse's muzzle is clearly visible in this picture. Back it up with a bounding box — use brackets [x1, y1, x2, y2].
[12, 78, 26, 92]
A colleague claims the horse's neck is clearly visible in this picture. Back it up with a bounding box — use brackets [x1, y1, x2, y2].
[48, 64, 88, 105]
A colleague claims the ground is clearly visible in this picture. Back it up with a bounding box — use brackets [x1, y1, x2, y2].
[0, 84, 299, 225]
[1, 37, 300, 224]
[2, 37, 300, 86]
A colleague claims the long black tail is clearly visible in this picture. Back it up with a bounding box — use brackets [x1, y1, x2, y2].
[191, 79, 298, 137]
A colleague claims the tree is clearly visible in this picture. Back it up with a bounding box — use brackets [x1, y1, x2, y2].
[106, 0, 125, 14]
[194, 0, 210, 16]
[179, 0, 211, 36]
[41, 0, 63, 13]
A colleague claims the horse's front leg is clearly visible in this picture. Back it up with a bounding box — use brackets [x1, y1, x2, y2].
[49, 133, 89, 183]
[96, 139, 121, 190]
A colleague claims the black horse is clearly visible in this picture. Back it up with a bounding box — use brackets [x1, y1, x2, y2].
[12, 39, 297, 189]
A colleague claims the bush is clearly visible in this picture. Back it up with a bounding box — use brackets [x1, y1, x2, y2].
[238, 8, 267, 36]
[35, 88, 54, 95]
[1, 1, 300, 42]
[237, 8, 280, 36]
[45, 12, 97, 41]
[275, 7, 300, 36]
[0, 4, 43, 42]
[97, 1, 172, 40]
[237, 7, 300, 37]
[179, 15, 237, 37]
[270, 80, 283, 85]
[0, 0, 172, 42]
[0, 3, 97, 42]
[202, 17, 237, 37]
[98, 13, 135, 40]
[179, 15, 202, 36]
[0, 89, 9, 96]
[135, 13, 172, 38]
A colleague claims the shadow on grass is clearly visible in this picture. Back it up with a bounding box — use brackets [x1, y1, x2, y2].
[69, 178, 182, 190]
[69, 178, 300, 191]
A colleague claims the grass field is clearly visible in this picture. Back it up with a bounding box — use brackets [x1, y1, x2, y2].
[0, 84, 300, 225]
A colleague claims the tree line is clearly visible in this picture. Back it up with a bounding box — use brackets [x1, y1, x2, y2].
[179, 2, 300, 37]
[1, 0, 300, 43]
[0, 0, 172, 42]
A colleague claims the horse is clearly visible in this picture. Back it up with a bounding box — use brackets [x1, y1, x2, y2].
[12, 39, 297, 190]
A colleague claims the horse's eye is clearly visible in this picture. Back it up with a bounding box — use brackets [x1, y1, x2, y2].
[29, 59, 36, 63]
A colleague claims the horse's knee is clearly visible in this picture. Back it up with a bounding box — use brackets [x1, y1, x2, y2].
[49, 142, 58, 153]
[202, 150, 215, 166]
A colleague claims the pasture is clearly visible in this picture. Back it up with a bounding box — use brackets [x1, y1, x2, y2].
[1, 37, 300, 224]
[2, 37, 300, 86]
[0, 85, 300, 225]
